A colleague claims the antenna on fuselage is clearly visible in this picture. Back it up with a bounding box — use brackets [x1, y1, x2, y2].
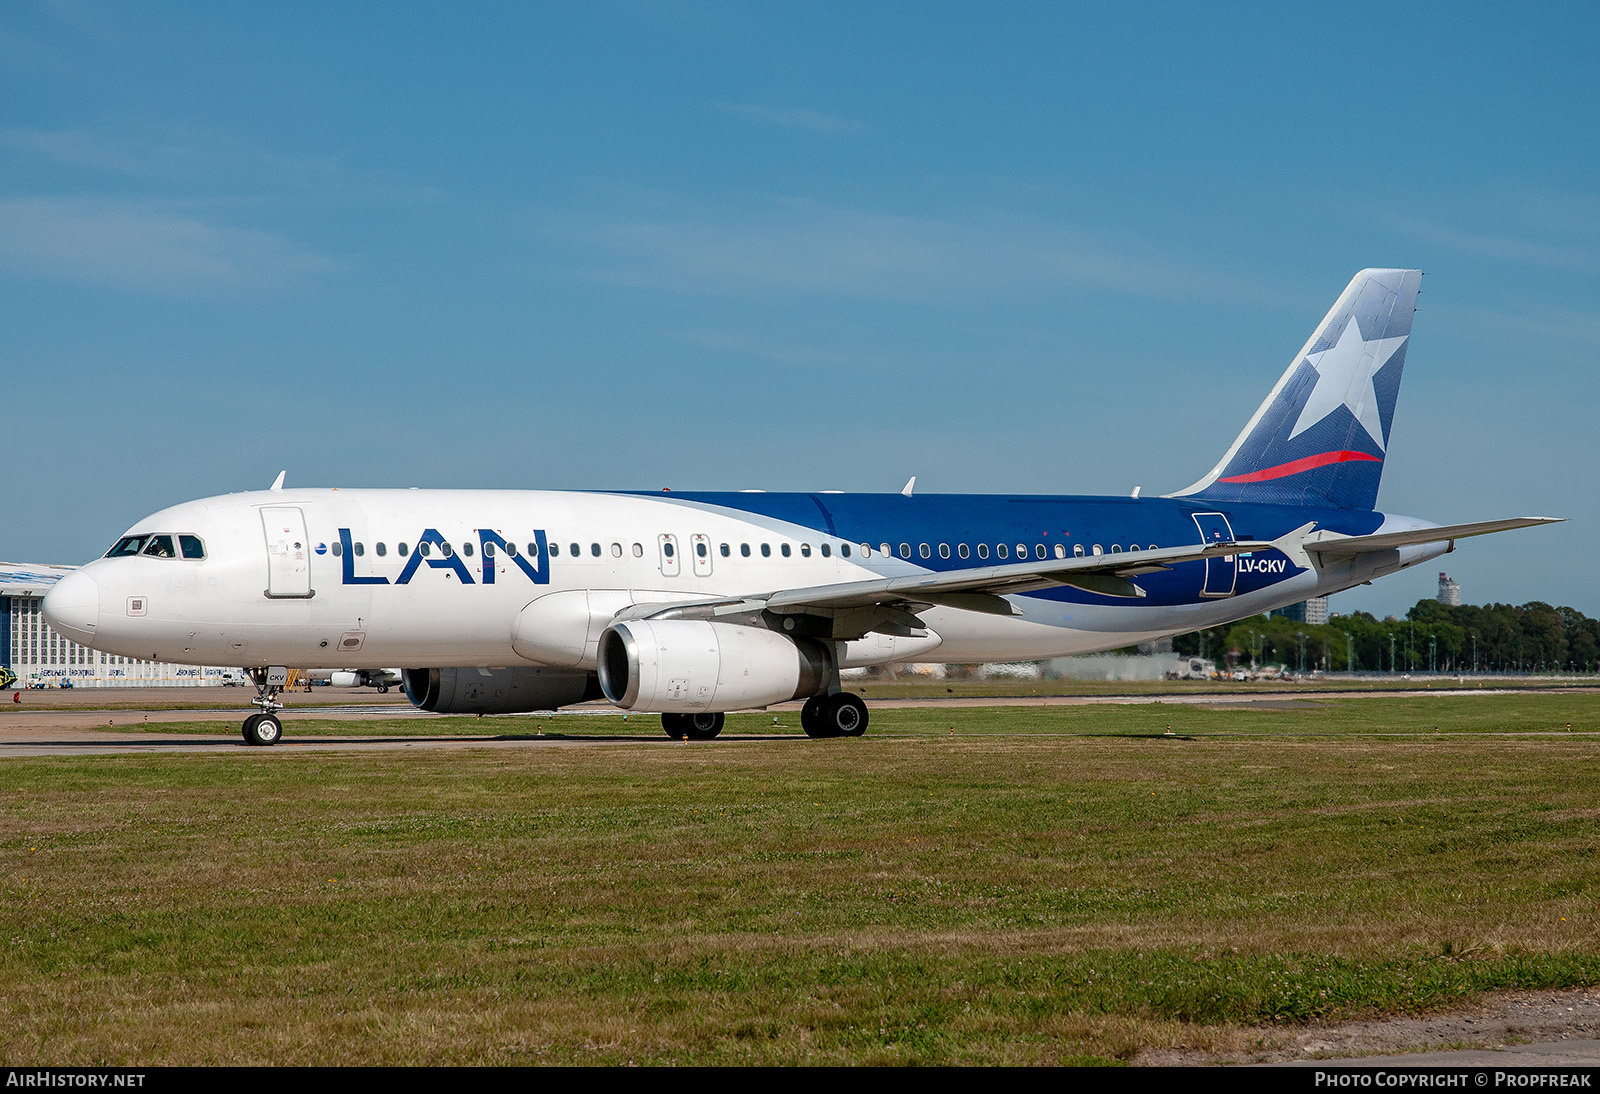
[901, 476, 916, 498]
[269, 471, 286, 492]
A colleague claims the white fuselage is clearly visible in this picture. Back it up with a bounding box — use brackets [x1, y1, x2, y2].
[41, 487, 1443, 681]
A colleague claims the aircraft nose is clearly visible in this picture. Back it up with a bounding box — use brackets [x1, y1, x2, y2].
[42, 570, 101, 645]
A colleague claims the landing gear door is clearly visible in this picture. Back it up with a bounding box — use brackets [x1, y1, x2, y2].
[1192, 512, 1237, 598]
[261, 507, 314, 598]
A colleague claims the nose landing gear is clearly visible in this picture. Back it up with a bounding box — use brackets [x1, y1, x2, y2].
[242, 667, 288, 746]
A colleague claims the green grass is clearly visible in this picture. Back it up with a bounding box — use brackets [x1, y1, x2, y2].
[4, 699, 1600, 1063]
[123, 690, 1600, 739]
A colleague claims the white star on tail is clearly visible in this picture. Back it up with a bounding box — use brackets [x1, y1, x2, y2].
[1287, 318, 1408, 451]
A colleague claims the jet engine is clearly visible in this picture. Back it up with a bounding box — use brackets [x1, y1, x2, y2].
[401, 666, 601, 714]
[597, 619, 831, 713]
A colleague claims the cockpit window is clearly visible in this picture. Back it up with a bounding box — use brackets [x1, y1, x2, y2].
[179, 535, 206, 559]
[107, 535, 150, 558]
[143, 534, 177, 559]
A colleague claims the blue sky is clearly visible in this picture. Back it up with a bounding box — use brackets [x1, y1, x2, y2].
[3, 1, 1597, 618]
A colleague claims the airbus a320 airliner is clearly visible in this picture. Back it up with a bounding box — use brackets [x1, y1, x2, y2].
[42, 269, 1557, 745]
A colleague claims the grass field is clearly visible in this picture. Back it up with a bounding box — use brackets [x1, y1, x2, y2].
[116, 688, 1598, 739]
[4, 694, 1600, 1064]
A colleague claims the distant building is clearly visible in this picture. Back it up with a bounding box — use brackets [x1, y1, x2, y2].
[1271, 597, 1329, 625]
[2, 563, 234, 687]
[1438, 572, 1461, 606]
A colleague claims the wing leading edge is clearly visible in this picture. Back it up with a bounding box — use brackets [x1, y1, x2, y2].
[614, 516, 1560, 641]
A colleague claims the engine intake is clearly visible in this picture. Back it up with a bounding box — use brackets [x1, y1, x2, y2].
[402, 667, 601, 714]
[597, 619, 831, 713]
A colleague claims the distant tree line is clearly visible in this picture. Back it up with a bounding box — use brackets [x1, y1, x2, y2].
[1172, 599, 1600, 674]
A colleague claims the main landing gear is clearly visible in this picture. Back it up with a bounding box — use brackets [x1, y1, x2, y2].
[662, 711, 725, 740]
[800, 692, 869, 739]
[241, 667, 287, 746]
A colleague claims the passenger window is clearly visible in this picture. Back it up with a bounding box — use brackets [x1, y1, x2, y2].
[977, 543, 989, 559]
[799, 544, 810, 558]
[612, 543, 623, 558]
[441, 542, 453, 558]
[1054, 544, 1065, 559]
[548, 542, 560, 557]
[376, 542, 387, 558]
[633, 543, 643, 557]
[354, 542, 365, 557]
[570, 543, 580, 557]
[483, 542, 495, 559]
[506, 542, 518, 557]
[398, 542, 409, 557]
[820, 543, 831, 558]
[463, 542, 474, 557]
[958, 544, 969, 559]
[330, 540, 342, 558]
[720, 543, 730, 557]
[741, 543, 751, 557]
[1149, 544, 1158, 551]
[781, 544, 791, 558]
[589, 543, 599, 557]
[938, 543, 950, 559]
[1036, 545, 1045, 559]
[1017, 544, 1027, 558]
[997, 544, 1008, 559]
[696, 542, 707, 558]
[663, 541, 675, 558]
[839, 544, 850, 558]
[899, 543, 910, 559]
[419, 542, 431, 557]
[179, 535, 205, 560]
[919, 543, 930, 559]
[1074, 544, 1085, 557]
[761, 544, 771, 557]
[1112, 544, 1122, 553]
[1092, 544, 1103, 555]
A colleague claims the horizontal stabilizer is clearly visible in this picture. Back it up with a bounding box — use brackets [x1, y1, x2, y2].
[1304, 517, 1562, 560]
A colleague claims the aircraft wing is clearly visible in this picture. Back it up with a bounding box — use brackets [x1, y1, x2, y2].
[1300, 517, 1562, 562]
[616, 516, 1561, 639]
[618, 538, 1276, 639]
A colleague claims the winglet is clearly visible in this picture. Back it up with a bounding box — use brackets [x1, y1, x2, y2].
[901, 476, 916, 498]
[269, 471, 286, 492]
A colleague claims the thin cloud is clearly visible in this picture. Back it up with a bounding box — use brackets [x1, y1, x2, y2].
[1467, 304, 1600, 347]
[0, 197, 337, 292]
[0, 125, 349, 188]
[0, 127, 169, 174]
[711, 102, 866, 135]
[550, 196, 1281, 307]
[672, 328, 891, 370]
[1386, 212, 1599, 273]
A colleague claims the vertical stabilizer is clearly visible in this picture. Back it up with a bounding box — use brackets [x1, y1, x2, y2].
[1169, 268, 1421, 511]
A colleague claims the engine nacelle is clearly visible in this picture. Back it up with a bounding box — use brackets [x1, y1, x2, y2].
[597, 619, 831, 713]
[402, 667, 601, 714]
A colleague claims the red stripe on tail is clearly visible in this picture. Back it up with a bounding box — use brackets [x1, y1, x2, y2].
[1219, 450, 1381, 484]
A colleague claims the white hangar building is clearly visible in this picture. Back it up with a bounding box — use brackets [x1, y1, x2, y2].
[1, 563, 236, 688]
